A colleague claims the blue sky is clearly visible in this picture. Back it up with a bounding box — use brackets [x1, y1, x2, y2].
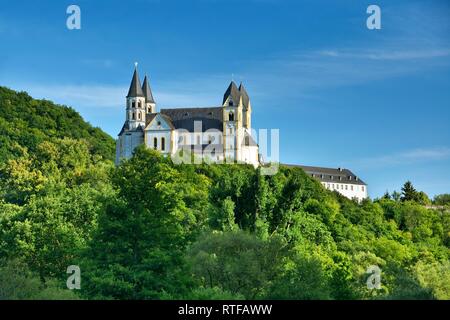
[1, 0, 449, 198]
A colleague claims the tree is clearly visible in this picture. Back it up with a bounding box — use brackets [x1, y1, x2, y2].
[382, 191, 391, 200]
[267, 252, 331, 300]
[187, 230, 286, 299]
[401, 181, 419, 202]
[0, 259, 78, 300]
[81, 147, 210, 299]
[391, 191, 401, 202]
[433, 194, 450, 206]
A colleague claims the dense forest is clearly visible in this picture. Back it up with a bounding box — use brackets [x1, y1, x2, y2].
[0, 86, 449, 300]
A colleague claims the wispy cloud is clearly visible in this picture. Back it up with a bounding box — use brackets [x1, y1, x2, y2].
[351, 147, 450, 169]
[81, 59, 116, 69]
[317, 48, 450, 61]
[6, 81, 222, 111]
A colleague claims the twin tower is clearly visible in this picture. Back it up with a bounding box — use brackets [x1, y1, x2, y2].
[116, 65, 260, 166]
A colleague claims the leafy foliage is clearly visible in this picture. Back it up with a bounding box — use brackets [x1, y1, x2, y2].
[0, 87, 448, 300]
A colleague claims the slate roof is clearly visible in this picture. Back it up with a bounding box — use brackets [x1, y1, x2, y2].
[285, 164, 367, 185]
[160, 107, 223, 132]
[142, 75, 155, 103]
[127, 67, 145, 98]
[223, 81, 241, 105]
[239, 83, 250, 110]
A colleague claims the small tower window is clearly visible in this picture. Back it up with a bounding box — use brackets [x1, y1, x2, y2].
[229, 100, 234, 106]
[138, 113, 141, 120]
[161, 137, 165, 151]
[153, 137, 157, 149]
[132, 113, 135, 120]
[132, 101, 136, 108]
[229, 112, 235, 121]
[138, 101, 142, 108]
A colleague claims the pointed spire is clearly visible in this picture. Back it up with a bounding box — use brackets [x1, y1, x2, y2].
[239, 83, 249, 109]
[142, 75, 155, 103]
[127, 64, 145, 98]
[223, 81, 240, 104]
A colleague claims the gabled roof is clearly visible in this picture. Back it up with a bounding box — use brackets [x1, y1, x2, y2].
[239, 83, 250, 110]
[285, 164, 367, 185]
[127, 67, 145, 98]
[142, 75, 155, 103]
[145, 113, 175, 130]
[222, 81, 241, 105]
[160, 107, 223, 132]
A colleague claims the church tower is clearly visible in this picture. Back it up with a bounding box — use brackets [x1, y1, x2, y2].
[142, 75, 156, 114]
[222, 81, 243, 162]
[239, 83, 251, 130]
[126, 64, 146, 130]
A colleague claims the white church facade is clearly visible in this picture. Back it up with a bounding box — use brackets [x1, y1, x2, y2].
[115, 66, 368, 201]
[116, 66, 259, 167]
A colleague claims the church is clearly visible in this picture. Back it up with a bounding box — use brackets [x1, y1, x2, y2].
[116, 66, 368, 201]
[115, 65, 260, 167]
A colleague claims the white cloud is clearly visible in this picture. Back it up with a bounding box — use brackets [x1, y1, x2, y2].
[317, 49, 450, 61]
[7, 81, 222, 111]
[351, 147, 450, 169]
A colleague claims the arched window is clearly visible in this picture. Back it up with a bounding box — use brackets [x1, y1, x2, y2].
[161, 137, 165, 151]
[153, 137, 157, 149]
[132, 113, 135, 120]
[229, 112, 234, 121]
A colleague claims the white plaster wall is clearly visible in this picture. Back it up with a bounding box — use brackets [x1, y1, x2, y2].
[145, 131, 172, 154]
[116, 130, 144, 164]
[321, 182, 368, 201]
[240, 146, 259, 167]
